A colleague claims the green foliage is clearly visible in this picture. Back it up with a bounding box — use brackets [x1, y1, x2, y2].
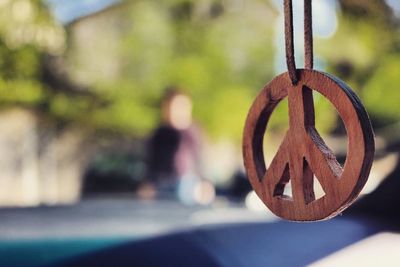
[0, 79, 44, 105]
[0, 0, 65, 114]
[90, 82, 158, 136]
[362, 55, 400, 126]
[317, 1, 399, 130]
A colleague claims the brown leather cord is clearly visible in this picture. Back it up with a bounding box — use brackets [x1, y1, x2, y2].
[284, 0, 314, 84]
[284, 0, 297, 84]
[304, 0, 313, 70]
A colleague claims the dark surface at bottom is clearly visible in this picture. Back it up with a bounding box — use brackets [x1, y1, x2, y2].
[56, 216, 388, 267]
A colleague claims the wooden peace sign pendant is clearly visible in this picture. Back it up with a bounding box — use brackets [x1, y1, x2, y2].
[243, 69, 375, 221]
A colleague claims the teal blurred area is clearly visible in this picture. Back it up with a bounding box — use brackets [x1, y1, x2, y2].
[0, 238, 127, 267]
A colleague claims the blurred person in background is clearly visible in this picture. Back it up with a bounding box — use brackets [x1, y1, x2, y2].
[138, 88, 215, 205]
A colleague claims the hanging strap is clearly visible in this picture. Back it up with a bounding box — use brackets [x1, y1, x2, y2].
[284, 0, 314, 84]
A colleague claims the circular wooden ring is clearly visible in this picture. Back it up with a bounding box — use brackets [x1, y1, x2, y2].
[243, 69, 375, 221]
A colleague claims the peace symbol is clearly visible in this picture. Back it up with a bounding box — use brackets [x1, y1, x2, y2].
[243, 69, 375, 221]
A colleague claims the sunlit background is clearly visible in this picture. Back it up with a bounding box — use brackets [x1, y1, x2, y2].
[1, 0, 400, 266]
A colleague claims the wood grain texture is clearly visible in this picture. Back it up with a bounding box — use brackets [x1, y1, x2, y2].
[243, 69, 375, 221]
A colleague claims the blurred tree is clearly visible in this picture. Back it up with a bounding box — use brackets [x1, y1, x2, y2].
[0, 0, 64, 103]
[0, 0, 103, 128]
[317, 0, 400, 131]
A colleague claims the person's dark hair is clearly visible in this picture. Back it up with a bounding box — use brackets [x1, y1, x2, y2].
[161, 86, 187, 105]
